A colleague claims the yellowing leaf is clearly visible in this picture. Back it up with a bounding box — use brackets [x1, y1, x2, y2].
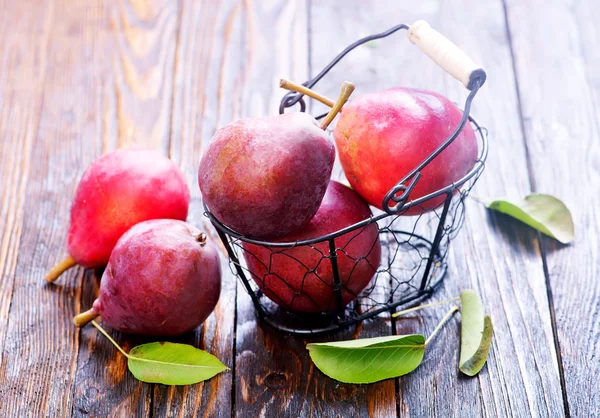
[459, 290, 493, 376]
[485, 194, 574, 243]
[460, 316, 493, 376]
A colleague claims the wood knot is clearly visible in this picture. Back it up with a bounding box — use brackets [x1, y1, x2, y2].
[264, 372, 287, 389]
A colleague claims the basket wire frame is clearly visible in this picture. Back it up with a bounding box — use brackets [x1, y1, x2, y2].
[205, 23, 488, 335]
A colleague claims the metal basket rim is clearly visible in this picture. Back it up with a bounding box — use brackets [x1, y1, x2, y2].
[203, 115, 487, 247]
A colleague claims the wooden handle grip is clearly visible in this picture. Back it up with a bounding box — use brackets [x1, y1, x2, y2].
[408, 20, 486, 90]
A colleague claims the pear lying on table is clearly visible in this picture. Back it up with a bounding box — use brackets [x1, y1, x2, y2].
[73, 219, 221, 336]
[46, 149, 190, 283]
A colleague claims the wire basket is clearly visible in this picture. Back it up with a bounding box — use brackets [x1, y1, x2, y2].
[204, 22, 488, 335]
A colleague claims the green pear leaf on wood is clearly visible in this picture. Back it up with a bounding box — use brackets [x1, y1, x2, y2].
[91, 321, 228, 385]
[459, 290, 493, 376]
[128, 342, 229, 385]
[485, 194, 574, 243]
[307, 334, 425, 384]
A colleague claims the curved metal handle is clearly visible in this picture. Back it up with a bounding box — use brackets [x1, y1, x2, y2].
[408, 20, 486, 90]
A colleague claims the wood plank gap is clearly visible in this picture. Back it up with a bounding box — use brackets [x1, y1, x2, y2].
[539, 233, 570, 418]
[149, 385, 155, 418]
[500, 0, 537, 193]
[501, 1, 570, 414]
[230, 289, 238, 418]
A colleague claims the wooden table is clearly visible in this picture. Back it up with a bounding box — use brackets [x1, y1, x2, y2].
[1, 0, 597, 417]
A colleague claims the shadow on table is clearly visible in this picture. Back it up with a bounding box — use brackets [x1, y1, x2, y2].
[484, 210, 570, 257]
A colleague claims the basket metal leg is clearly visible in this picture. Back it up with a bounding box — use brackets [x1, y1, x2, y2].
[419, 193, 452, 292]
[214, 227, 266, 318]
[328, 238, 346, 320]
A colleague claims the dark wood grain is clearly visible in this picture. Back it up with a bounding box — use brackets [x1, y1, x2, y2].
[151, 0, 243, 417]
[0, 1, 152, 417]
[232, 1, 396, 417]
[505, 0, 600, 415]
[0, 0, 50, 377]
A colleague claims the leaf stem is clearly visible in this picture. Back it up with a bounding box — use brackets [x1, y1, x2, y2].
[392, 296, 460, 318]
[91, 320, 130, 358]
[425, 306, 459, 346]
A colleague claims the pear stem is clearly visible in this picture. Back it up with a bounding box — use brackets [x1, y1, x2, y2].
[45, 255, 77, 283]
[320, 81, 355, 130]
[73, 308, 100, 327]
[279, 79, 336, 108]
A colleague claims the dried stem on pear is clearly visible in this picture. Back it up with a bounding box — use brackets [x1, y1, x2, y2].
[320, 81, 355, 130]
[45, 255, 77, 283]
[279, 79, 335, 108]
[73, 308, 100, 327]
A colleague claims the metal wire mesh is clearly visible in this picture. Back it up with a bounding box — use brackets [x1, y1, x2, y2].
[205, 22, 488, 334]
[208, 123, 486, 334]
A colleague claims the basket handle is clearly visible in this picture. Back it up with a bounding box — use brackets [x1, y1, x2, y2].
[408, 20, 486, 90]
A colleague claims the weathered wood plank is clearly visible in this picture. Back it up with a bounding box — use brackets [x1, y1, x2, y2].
[69, 1, 184, 417]
[232, 1, 397, 417]
[505, 0, 600, 415]
[401, 2, 566, 416]
[151, 0, 243, 416]
[393, 2, 565, 416]
[233, 1, 317, 416]
[309, 2, 430, 417]
[312, 1, 565, 416]
[0, 1, 156, 417]
[0, 0, 51, 378]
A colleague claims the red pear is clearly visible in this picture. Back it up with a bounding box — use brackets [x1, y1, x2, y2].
[73, 219, 221, 336]
[242, 181, 381, 313]
[333, 87, 478, 214]
[46, 148, 190, 283]
[198, 81, 354, 239]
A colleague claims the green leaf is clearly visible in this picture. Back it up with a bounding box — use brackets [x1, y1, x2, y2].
[307, 334, 425, 384]
[485, 194, 574, 243]
[128, 342, 228, 385]
[460, 316, 493, 376]
[459, 290, 493, 376]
